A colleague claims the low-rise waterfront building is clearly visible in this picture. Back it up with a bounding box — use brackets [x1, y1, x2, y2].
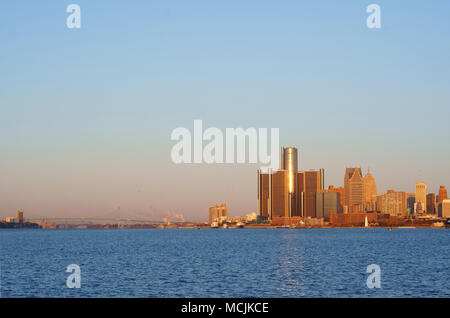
[209, 203, 228, 224]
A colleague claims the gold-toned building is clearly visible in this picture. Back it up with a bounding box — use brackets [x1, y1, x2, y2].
[363, 171, 378, 204]
[415, 182, 427, 213]
[258, 169, 291, 220]
[281, 147, 299, 217]
[271, 170, 290, 218]
[438, 185, 448, 203]
[439, 199, 450, 218]
[257, 147, 324, 220]
[377, 190, 407, 216]
[258, 172, 270, 218]
[281, 147, 298, 195]
[298, 169, 324, 218]
[344, 168, 364, 213]
[209, 203, 228, 224]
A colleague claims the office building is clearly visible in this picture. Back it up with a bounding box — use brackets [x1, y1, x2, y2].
[328, 185, 345, 207]
[258, 169, 291, 220]
[281, 147, 299, 217]
[438, 199, 450, 218]
[344, 168, 364, 213]
[209, 203, 228, 224]
[426, 193, 437, 215]
[281, 147, 298, 194]
[415, 182, 427, 213]
[258, 146, 324, 221]
[363, 171, 378, 203]
[377, 190, 407, 216]
[298, 169, 324, 218]
[439, 185, 448, 203]
[271, 170, 290, 218]
[257, 172, 270, 219]
[356, 201, 377, 213]
[406, 193, 415, 215]
[316, 192, 342, 220]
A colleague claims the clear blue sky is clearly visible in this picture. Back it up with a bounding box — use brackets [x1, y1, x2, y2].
[1, 1, 449, 221]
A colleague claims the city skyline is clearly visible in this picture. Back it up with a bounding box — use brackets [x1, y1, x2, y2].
[1, 144, 449, 222]
[1, 1, 450, 221]
[257, 146, 449, 225]
[2, 0, 450, 305]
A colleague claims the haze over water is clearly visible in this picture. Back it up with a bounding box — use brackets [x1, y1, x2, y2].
[1, 1, 450, 221]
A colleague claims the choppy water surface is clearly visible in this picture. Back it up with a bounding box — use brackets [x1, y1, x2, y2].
[0, 228, 449, 297]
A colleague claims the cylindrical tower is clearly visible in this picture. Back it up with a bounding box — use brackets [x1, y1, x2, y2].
[257, 169, 261, 216]
[281, 147, 298, 217]
[281, 147, 298, 194]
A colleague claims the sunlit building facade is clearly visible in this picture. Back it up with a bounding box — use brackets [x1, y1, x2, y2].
[299, 169, 324, 218]
[415, 182, 427, 213]
[281, 147, 299, 217]
[257, 147, 324, 221]
[344, 168, 364, 213]
[377, 190, 407, 216]
[438, 185, 448, 203]
[271, 170, 290, 218]
[438, 199, 450, 218]
[209, 203, 228, 224]
[257, 172, 270, 219]
[363, 171, 378, 203]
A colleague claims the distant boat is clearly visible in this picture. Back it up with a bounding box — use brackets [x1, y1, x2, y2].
[364, 216, 369, 228]
[236, 222, 244, 228]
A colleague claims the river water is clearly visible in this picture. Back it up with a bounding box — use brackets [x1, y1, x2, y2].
[0, 228, 448, 297]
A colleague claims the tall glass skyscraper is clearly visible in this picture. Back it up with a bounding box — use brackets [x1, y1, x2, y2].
[258, 146, 324, 221]
[281, 147, 298, 217]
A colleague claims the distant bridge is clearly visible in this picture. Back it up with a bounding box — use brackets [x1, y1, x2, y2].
[26, 217, 165, 224]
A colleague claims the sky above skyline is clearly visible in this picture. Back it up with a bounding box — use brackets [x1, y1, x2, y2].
[1, 1, 450, 221]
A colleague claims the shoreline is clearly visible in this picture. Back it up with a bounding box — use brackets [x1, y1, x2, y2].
[1, 225, 448, 230]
